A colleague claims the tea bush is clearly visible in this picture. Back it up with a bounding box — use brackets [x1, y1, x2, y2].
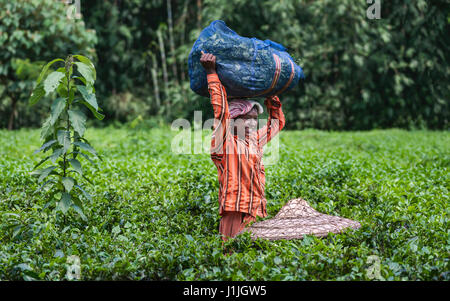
[0, 127, 448, 280]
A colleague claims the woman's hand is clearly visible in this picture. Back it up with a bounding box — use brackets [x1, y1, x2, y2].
[200, 51, 217, 75]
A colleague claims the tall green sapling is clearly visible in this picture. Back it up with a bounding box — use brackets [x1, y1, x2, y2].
[29, 54, 105, 220]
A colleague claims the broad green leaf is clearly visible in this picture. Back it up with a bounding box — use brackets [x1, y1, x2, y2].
[43, 197, 58, 209]
[40, 116, 53, 140]
[43, 200, 54, 210]
[82, 175, 93, 185]
[73, 151, 95, 164]
[34, 139, 57, 154]
[73, 76, 86, 85]
[76, 85, 98, 111]
[74, 62, 94, 85]
[30, 169, 43, 177]
[75, 184, 92, 202]
[73, 130, 81, 141]
[33, 156, 51, 170]
[56, 82, 68, 98]
[36, 179, 56, 193]
[29, 84, 45, 106]
[57, 130, 71, 154]
[68, 87, 75, 103]
[72, 196, 87, 220]
[68, 109, 87, 137]
[69, 158, 82, 175]
[72, 204, 87, 221]
[36, 58, 64, 85]
[49, 148, 64, 164]
[73, 141, 98, 157]
[44, 71, 65, 95]
[73, 55, 95, 68]
[73, 55, 96, 79]
[58, 192, 71, 214]
[12, 226, 23, 240]
[50, 98, 66, 125]
[73, 77, 95, 94]
[44, 190, 59, 209]
[62, 177, 75, 192]
[82, 100, 105, 120]
[37, 166, 57, 183]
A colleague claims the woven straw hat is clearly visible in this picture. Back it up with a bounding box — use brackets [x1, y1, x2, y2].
[238, 198, 361, 240]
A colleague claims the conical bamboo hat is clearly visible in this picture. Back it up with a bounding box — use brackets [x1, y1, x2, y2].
[238, 198, 361, 240]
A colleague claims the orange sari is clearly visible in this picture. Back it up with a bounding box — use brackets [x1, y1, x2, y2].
[207, 73, 285, 239]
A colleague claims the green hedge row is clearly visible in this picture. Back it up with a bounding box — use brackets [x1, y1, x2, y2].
[0, 128, 448, 280]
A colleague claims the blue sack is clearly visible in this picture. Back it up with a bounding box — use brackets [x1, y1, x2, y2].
[188, 20, 305, 99]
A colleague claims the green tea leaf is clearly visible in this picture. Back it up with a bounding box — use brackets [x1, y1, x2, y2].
[44, 71, 65, 95]
[69, 158, 82, 175]
[57, 130, 71, 154]
[40, 116, 53, 140]
[37, 166, 57, 183]
[36, 179, 56, 193]
[73, 76, 87, 85]
[62, 177, 75, 192]
[56, 82, 68, 98]
[75, 184, 92, 202]
[36, 58, 64, 85]
[73, 141, 98, 157]
[74, 62, 94, 85]
[72, 204, 87, 221]
[82, 100, 105, 120]
[34, 139, 57, 154]
[43, 197, 56, 210]
[58, 192, 71, 214]
[29, 84, 45, 106]
[50, 98, 66, 126]
[73, 55, 96, 79]
[30, 169, 43, 177]
[12, 226, 24, 240]
[49, 148, 64, 164]
[71, 196, 87, 221]
[33, 156, 51, 170]
[82, 175, 93, 185]
[76, 85, 98, 111]
[73, 151, 95, 164]
[68, 109, 87, 137]
[68, 87, 75, 103]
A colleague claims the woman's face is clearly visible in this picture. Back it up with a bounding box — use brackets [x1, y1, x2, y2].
[233, 107, 258, 137]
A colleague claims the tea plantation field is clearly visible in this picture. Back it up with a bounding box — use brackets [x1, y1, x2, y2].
[0, 126, 448, 280]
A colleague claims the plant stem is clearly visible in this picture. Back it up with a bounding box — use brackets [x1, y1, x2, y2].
[63, 55, 73, 178]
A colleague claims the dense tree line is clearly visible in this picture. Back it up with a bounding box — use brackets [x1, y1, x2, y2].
[0, 0, 448, 130]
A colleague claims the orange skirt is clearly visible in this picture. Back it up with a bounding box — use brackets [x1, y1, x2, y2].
[219, 211, 256, 241]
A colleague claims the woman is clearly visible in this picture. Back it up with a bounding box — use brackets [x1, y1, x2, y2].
[200, 51, 286, 241]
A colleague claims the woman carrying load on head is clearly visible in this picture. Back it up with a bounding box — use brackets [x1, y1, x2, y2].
[199, 51, 286, 241]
